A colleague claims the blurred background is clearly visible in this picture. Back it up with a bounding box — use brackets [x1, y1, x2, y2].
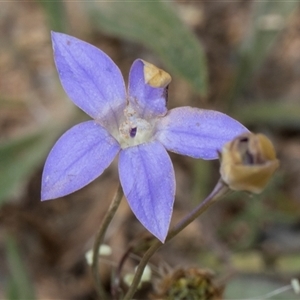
[1, 0, 300, 299]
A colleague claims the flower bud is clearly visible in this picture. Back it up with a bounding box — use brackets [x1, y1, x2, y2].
[219, 132, 279, 193]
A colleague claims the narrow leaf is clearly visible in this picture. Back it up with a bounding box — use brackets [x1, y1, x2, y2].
[88, 0, 207, 95]
[0, 127, 59, 205]
[233, 102, 300, 131]
[5, 235, 35, 300]
[38, 0, 67, 32]
[228, 0, 299, 104]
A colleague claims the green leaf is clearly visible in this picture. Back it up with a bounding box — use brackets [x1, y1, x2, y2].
[5, 235, 35, 300]
[192, 160, 212, 203]
[88, 0, 207, 95]
[233, 102, 300, 130]
[228, 0, 299, 105]
[38, 0, 67, 32]
[240, 0, 298, 70]
[0, 127, 59, 205]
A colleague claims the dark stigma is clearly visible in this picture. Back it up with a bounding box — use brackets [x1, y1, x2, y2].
[130, 127, 137, 138]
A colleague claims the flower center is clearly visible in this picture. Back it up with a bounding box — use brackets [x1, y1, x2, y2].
[118, 105, 154, 148]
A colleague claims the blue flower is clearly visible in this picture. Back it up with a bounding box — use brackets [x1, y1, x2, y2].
[42, 32, 247, 242]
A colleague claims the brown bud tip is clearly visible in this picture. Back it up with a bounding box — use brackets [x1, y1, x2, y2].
[142, 60, 172, 88]
[219, 132, 279, 193]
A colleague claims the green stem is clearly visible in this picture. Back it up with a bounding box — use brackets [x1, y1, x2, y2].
[92, 183, 124, 300]
[123, 179, 230, 300]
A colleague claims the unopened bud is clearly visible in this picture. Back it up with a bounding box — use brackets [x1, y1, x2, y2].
[219, 132, 279, 193]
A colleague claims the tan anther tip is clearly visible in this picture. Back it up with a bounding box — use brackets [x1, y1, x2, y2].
[142, 60, 171, 88]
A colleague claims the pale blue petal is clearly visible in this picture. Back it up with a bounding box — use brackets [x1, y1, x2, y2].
[128, 59, 168, 119]
[155, 107, 248, 159]
[118, 142, 175, 242]
[51, 32, 126, 128]
[41, 121, 120, 200]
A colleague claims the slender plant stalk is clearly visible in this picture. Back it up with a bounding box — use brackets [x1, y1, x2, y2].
[92, 183, 124, 300]
[123, 179, 230, 300]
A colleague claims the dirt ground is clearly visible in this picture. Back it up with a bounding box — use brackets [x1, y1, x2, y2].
[1, 1, 300, 299]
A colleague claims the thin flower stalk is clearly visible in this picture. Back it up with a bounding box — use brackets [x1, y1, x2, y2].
[91, 184, 123, 300]
[123, 180, 230, 300]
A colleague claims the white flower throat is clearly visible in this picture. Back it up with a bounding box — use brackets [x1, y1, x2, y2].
[118, 105, 154, 148]
[115, 61, 172, 149]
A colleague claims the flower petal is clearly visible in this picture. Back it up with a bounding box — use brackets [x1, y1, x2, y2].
[118, 142, 175, 242]
[155, 107, 249, 160]
[41, 121, 120, 200]
[51, 32, 126, 128]
[128, 59, 170, 119]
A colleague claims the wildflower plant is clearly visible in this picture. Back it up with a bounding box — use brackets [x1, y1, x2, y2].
[41, 32, 279, 299]
[42, 32, 247, 240]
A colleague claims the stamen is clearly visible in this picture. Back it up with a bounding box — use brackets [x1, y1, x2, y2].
[118, 104, 154, 148]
